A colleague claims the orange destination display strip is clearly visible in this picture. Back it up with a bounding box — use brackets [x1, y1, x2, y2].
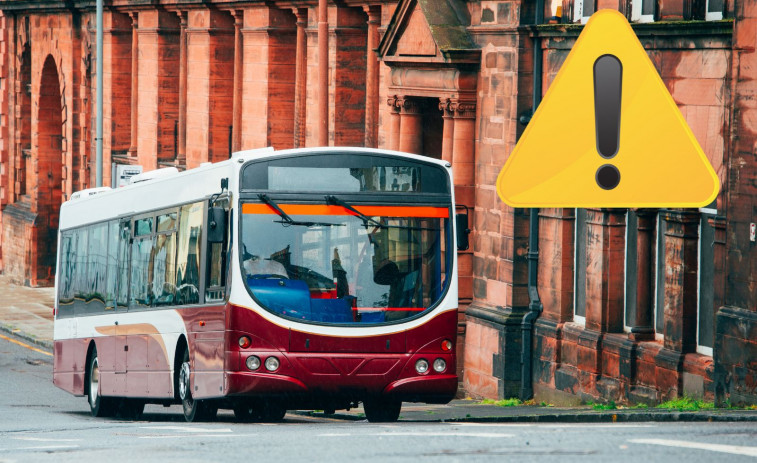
[242, 203, 449, 218]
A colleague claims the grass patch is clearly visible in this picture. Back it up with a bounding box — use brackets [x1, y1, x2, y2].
[657, 396, 714, 411]
[587, 400, 617, 410]
[480, 398, 523, 407]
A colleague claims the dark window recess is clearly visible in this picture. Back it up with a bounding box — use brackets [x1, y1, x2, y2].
[625, 210, 638, 328]
[698, 214, 715, 349]
[707, 0, 723, 14]
[574, 208, 587, 319]
[655, 213, 667, 334]
[241, 153, 449, 194]
[583, 0, 595, 16]
[642, 0, 655, 15]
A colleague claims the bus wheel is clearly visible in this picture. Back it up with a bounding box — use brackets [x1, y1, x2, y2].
[363, 398, 401, 423]
[88, 347, 116, 418]
[179, 349, 217, 422]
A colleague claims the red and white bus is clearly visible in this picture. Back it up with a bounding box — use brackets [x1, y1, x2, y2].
[53, 147, 467, 422]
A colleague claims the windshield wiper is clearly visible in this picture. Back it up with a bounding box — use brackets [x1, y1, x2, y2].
[258, 194, 342, 227]
[325, 195, 384, 228]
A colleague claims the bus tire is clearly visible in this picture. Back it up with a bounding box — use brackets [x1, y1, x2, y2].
[363, 398, 401, 423]
[179, 349, 217, 422]
[88, 347, 116, 418]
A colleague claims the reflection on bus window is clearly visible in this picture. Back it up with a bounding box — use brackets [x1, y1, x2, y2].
[176, 202, 203, 305]
[241, 204, 449, 325]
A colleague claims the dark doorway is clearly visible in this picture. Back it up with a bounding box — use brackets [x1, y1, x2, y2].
[417, 97, 443, 159]
[36, 55, 64, 282]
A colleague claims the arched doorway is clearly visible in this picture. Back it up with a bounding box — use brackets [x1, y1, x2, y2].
[35, 55, 64, 283]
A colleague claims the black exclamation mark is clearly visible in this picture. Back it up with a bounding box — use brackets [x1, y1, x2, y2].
[594, 54, 622, 190]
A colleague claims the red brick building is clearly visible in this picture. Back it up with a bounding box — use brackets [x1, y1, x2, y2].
[0, 0, 754, 405]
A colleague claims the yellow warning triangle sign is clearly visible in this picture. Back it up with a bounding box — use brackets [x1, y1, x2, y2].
[496, 9, 719, 208]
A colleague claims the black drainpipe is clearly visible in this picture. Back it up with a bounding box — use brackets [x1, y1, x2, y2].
[520, 0, 545, 401]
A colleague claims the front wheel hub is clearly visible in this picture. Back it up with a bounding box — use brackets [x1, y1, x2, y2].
[179, 362, 190, 400]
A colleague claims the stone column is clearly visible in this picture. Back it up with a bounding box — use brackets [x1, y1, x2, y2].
[630, 209, 655, 341]
[293, 8, 307, 148]
[176, 11, 187, 163]
[661, 209, 700, 353]
[317, 0, 329, 146]
[450, 99, 476, 208]
[387, 96, 401, 151]
[439, 98, 454, 164]
[398, 97, 422, 155]
[584, 208, 626, 333]
[363, 6, 380, 148]
[231, 10, 243, 153]
[128, 12, 138, 157]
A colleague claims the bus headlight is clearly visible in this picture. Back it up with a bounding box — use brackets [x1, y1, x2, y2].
[265, 356, 280, 372]
[433, 358, 447, 373]
[415, 359, 429, 374]
[239, 336, 252, 349]
[246, 355, 261, 371]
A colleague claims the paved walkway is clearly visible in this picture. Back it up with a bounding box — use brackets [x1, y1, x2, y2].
[0, 274, 55, 347]
[1, 274, 756, 423]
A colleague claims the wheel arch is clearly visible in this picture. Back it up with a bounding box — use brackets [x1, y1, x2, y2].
[84, 339, 97, 397]
[173, 334, 189, 400]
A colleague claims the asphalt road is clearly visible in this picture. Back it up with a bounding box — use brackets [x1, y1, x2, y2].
[1, 333, 756, 462]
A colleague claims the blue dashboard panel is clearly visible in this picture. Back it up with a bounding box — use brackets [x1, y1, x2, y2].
[247, 276, 355, 323]
[248, 277, 311, 320]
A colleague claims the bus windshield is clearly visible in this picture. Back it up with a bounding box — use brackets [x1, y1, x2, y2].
[240, 201, 450, 325]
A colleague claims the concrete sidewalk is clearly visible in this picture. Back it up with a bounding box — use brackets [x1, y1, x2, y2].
[0, 274, 55, 349]
[1, 274, 756, 423]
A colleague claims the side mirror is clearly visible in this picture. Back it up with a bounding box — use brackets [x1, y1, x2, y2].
[207, 206, 226, 243]
[456, 206, 470, 251]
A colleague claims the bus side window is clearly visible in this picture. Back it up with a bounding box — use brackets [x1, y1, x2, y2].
[87, 222, 108, 314]
[73, 226, 89, 316]
[57, 233, 74, 318]
[130, 217, 155, 309]
[176, 202, 203, 305]
[153, 212, 178, 306]
[116, 221, 131, 309]
[105, 220, 119, 310]
[205, 206, 227, 303]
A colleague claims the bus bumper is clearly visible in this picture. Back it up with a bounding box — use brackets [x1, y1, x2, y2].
[383, 374, 457, 403]
[226, 372, 309, 395]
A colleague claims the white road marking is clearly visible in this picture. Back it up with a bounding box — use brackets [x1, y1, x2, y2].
[318, 432, 513, 438]
[13, 445, 80, 450]
[629, 438, 757, 457]
[140, 426, 232, 433]
[12, 437, 82, 442]
[450, 423, 656, 428]
[139, 434, 258, 440]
